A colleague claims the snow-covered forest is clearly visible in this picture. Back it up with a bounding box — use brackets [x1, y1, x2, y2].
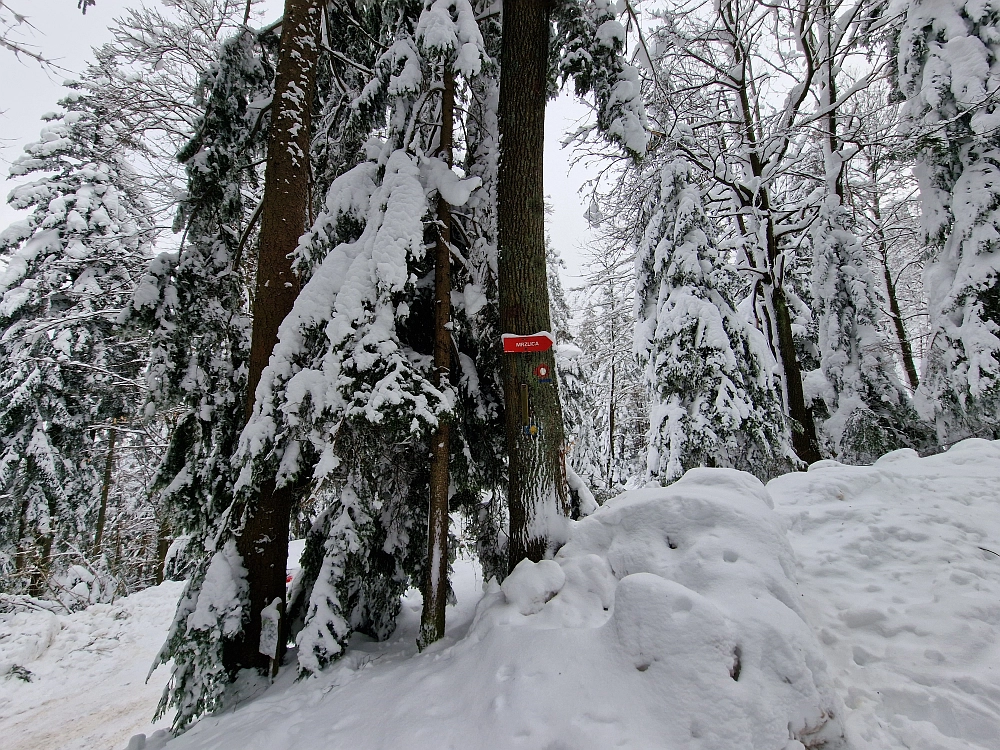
[1, 0, 999, 748]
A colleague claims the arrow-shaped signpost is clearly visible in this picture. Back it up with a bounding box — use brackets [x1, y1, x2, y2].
[501, 331, 555, 354]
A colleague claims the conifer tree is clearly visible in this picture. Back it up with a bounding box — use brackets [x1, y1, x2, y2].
[234, 0, 503, 674]
[555, 340, 603, 509]
[810, 203, 924, 462]
[0, 91, 152, 593]
[546, 239, 600, 512]
[640, 0, 823, 464]
[635, 157, 790, 483]
[808, 5, 925, 463]
[896, 0, 1000, 440]
[576, 238, 647, 492]
[138, 26, 274, 730]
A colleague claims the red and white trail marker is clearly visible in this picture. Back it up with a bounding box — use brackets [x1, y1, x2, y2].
[501, 331, 555, 354]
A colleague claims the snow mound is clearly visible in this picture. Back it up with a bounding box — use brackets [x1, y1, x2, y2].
[770, 438, 1000, 750]
[168, 469, 845, 750]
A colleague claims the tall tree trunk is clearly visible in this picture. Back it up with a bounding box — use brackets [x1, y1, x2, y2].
[771, 278, 822, 464]
[93, 427, 117, 557]
[15, 490, 30, 575]
[226, 0, 322, 678]
[420, 67, 455, 649]
[498, 0, 570, 571]
[872, 197, 920, 390]
[607, 357, 615, 480]
[30, 520, 54, 597]
[883, 263, 919, 390]
[155, 515, 172, 585]
[764, 213, 821, 465]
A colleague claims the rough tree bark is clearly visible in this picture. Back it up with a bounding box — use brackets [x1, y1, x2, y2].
[498, 0, 570, 571]
[155, 514, 172, 585]
[770, 274, 822, 465]
[420, 66, 454, 648]
[225, 0, 323, 677]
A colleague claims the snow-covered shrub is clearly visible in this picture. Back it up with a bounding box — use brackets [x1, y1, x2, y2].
[51, 562, 120, 610]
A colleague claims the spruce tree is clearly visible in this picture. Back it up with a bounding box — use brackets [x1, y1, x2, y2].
[810, 203, 924, 463]
[635, 157, 790, 483]
[0, 92, 152, 595]
[235, 0, 503, 674]
[807, 7, 926, 463]
[896, 0, 1000, 440]
[138, 26, 274, 731]
[546, 239, 600, 512]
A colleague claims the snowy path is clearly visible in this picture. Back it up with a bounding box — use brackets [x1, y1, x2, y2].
[3, 440, 1000, 750]
[0, 581, 182, 750]
[770, 441, 1000, 750]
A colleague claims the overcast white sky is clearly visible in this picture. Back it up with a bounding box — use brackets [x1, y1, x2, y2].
[0, 0, 600, 281]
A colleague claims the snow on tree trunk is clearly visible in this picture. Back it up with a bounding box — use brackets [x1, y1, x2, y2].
[498, 0, 571, 568]
[420, 64, 455, 650]
[229, 0, 323, 679]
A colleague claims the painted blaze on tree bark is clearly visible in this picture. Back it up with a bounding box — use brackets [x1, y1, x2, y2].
[499, 0, 570, 571]
[226, 0, 323, 677]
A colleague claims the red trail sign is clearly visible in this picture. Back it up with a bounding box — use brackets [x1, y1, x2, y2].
[501, 332, 555, 353]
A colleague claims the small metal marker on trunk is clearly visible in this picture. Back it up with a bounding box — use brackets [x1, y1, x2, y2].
[518, 384, 539, 436]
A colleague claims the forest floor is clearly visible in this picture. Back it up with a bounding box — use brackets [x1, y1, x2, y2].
[0, 579, 181, 750]
[1, 439, 999, 749]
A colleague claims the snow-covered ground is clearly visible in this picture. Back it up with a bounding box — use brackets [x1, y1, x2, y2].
[771, 440, 1000, 750]
[0, 580, 182, 750]
[2, 438, 999, 750]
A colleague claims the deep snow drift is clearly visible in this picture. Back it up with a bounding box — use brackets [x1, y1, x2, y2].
[2, 439, 999, 750]
[160, 468, 848, 750]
